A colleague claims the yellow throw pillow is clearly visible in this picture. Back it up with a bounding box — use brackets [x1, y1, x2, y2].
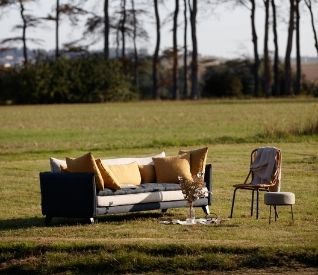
[106, 162, 141, 188]
[95, 159, 121, 190]
[139, 164, 156, 183]
[152, 156, 192, 183]
[179, 147, 208, 176]
[66, 152, 104, 191]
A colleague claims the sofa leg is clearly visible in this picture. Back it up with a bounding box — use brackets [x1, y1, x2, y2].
[161, 209, 168, 213]
[202, 205, 210, 216]
[45, 216, 52, 226]
[88, 217, 95, 224]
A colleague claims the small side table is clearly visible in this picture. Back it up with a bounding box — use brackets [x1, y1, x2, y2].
[264, 192, 295, 224]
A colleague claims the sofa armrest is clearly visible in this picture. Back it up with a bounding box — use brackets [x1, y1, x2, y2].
[39, 172, 97, 219]
[204, 164, 212, 205]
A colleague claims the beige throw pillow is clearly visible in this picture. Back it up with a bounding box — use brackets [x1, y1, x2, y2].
[95, 159, 121, 190]
[105, 162, 141, 188]
[179, 147, 208, 176]
[66, 152, 104, 191]
[139, 164, 156, 183]
[152, 156, 192, 183]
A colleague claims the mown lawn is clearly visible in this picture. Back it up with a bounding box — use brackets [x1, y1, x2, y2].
[0, 99, 317, 274]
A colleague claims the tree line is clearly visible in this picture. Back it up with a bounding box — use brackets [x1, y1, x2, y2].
[0, 0, 317, 104]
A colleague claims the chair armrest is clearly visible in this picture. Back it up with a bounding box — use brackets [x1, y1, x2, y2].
[204, 164, 212, 205]
[39, 172, 97, 218]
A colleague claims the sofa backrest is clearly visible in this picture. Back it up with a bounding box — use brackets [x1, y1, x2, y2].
[100, 152, 165, 166]
[49, 152, 166, 173]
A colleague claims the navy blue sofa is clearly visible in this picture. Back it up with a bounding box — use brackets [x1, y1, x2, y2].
[39, 164, 212, 225]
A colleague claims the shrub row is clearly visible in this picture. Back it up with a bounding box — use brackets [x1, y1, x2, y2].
[201, 59, 318, 97]
[0, 56, 136, 104]
[0, 56, 317, 104]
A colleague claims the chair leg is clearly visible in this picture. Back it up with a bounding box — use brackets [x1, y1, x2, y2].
[256, 189, 259, 219]
[230, 188, 238, 218]
[251, 190, 254, 217]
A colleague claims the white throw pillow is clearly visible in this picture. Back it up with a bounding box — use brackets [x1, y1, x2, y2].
[49, 157, 67, 173]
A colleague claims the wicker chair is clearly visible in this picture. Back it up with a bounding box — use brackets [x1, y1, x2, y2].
[230, 147, 282, 219]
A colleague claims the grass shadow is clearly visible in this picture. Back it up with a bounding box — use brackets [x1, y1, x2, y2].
[0, 217, 46, 231]
[96, 211, 169, 223]
[0, 211, 172, 230]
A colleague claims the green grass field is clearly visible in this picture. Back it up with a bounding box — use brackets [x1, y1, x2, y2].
[0, 99, 317, 274]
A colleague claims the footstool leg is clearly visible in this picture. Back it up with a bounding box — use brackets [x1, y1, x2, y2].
[291, 205, 294, 222]
[274, 205, 278, 221]
[269, 205, 272, 224]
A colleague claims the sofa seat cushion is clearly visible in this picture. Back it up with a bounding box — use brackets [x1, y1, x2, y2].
[96, 184, 208, 207]
[97, 183, 181, 196]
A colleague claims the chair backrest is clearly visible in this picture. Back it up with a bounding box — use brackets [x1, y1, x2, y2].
[249, 147, 282, 192]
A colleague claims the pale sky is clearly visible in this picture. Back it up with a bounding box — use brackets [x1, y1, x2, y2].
[0, 0, 317, 59]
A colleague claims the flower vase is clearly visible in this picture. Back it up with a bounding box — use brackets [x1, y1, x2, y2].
[186, 202, 196, 224]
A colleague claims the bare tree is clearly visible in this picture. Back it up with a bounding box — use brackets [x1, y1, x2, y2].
[172, 0, 180, 99]
[55, 0, 60, 59]
[284, 0, 295, 95]
[121, 0, 127, 58]
[153, 0, 160, 99]
[104, 0, 109, 59]
[131, 0, 138, 87]
[237, 0, 259, 96]
[188, 0, 198, 99]
[295, 0, 301, 94]
[183, 0, 188, 98]
[250, 0, 260, 96]
[263, 0, 271, 97]
[0, 0, 40, 65]
[304, 0, 318, 55]
[45, 3, 89, 54]
[271, 0, 280, 95]
[19, 0, 28, 64]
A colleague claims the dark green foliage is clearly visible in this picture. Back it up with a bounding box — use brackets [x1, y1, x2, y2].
[202, 59, 254, 97]
[302, 80, 318, 97]
[0, 56, 136, 104]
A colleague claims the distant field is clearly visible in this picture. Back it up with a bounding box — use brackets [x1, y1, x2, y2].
[0, 99, 317, 273]
[297, 62, 318, 82]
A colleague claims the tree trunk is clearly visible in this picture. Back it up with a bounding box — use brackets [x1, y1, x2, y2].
[304, 0, 318, 55]
[116, 27, 120, 58]
[271, 0, 280, 96]
[295, 0, 301, 94]
[284, 0, 295, 96]
[183, 0, 188, 98]
[153, 0, 160, 99]
[263, 0, 271, 97]
[131, 0, 139, 88]
[104, 0, 109, 59]
[19, 0, 28, 65]
[188, 0, 198, 99]
[173, 0, 180, 100]
[250, 0, 259, 96]
[121, 0, 126, 59]
[55, 0, 60, 59]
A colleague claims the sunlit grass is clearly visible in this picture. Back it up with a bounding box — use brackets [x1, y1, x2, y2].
[0, 99, 317, 273]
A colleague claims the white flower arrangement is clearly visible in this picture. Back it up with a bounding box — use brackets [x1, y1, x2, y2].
[178, 172, 206, 204]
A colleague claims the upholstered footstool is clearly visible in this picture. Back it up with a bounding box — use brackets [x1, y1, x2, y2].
[264, 192, 295, 224]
